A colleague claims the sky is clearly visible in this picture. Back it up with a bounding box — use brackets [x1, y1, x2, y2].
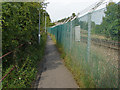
[45, 0, 120, 22]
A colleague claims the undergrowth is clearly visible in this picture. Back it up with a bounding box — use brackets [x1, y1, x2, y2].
[49, 33, 95, 88]
[2, 33, 47, 88]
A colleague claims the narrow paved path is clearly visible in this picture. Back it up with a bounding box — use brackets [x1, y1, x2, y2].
[37, 35, 78, 88]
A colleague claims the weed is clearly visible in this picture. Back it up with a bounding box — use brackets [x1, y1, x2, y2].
[49, 33, 95, 88]
[2, 33, 47, 88]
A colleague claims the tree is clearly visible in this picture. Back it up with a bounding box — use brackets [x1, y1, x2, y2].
[100, 2, 119, 40]
[92, 2, 120, 40]
[72, 13, 76, 17]
[2, 2, 51, 69]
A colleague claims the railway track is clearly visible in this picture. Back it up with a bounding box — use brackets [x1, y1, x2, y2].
[80, 36, 119, 50]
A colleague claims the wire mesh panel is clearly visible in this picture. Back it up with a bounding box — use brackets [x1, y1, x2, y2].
[89, 6, 119, 88]
[48, 3, 119, 88]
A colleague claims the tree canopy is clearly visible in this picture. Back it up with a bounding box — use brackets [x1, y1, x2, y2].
[92, 2, 120, 41]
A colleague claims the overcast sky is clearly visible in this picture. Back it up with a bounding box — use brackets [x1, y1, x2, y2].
[45, 0, 120, 22]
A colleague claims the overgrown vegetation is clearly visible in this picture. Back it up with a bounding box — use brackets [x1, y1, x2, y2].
[92, 2, 120, 41]
[2, 2, 50, 88]
[49, 33, 95, 88]
[2, 33, 47, 88]
[57, 13, 76, 23]
[47, 2, 119, 88]
[76, 2, 120, 41]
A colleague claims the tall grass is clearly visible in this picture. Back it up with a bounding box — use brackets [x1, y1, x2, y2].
[49, 33, 95, 88]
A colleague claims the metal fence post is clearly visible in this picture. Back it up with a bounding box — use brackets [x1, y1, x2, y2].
[87, 12, 91, 62]
[45, 14, 46, 33]
[70, 21, 72, 51]
[38, 9, 41, 44]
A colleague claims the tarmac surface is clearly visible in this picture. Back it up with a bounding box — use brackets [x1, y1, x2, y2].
[34, 35, 78, 88]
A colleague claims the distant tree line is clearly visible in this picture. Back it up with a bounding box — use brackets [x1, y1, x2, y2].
[56, 2, 119, 41]
[76, 2, 119, 41]
[92, 2, 120, 41]
[57, 13, 76, 23]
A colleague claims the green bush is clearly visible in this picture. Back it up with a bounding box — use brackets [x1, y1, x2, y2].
[2, 33, 47, 88]
[2, 2, 48, 88]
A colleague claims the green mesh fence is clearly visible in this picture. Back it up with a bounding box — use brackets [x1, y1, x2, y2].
[48, 4, 119, 88]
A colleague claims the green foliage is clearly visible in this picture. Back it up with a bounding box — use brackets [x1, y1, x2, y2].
[57, 18, 67, 23]
[2, 33, 47, 88]
[73, 18, 80, 26]
[57, 13, 76, 23]
[102, 2, 119, 40]
[2, 2, 49, 88]
[48, 2, 119, 88]
[49, 22, 55, 26]
[50, 33, 95, 88]
[72, 13, 76, 17]
[79, 21, 88, 30]
[92, 2, 120, 40]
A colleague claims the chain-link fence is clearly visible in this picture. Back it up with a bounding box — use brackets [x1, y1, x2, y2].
[48, 4, 119, 88]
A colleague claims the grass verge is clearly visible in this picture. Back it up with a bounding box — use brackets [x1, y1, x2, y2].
[49, 33, 95, 88]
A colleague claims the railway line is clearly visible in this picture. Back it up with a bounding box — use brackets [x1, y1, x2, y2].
[80, 36, 119, 50]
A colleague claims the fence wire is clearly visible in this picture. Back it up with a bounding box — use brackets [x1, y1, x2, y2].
[48, 5, 119, 88]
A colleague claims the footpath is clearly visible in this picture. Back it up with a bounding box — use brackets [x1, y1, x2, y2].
[34, 35, 78, 88]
